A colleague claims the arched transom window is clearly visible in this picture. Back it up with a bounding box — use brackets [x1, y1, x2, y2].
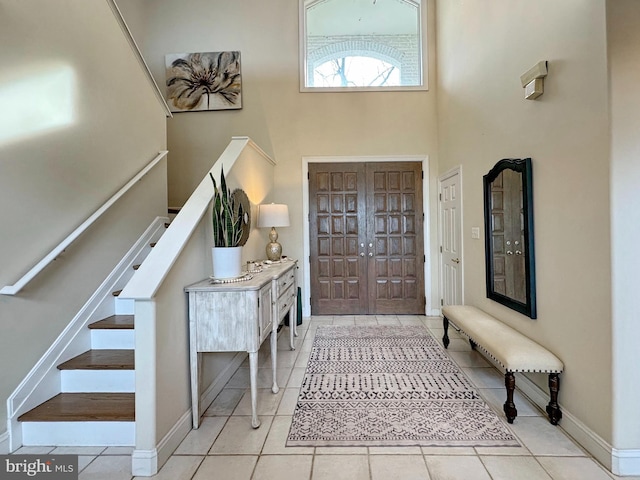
[300, 0, 427, 91]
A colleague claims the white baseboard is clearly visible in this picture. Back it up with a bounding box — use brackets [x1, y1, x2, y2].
[131, 448, 157, 477]
[612, 448, 640, 476]
[132, 410, 192, 477]
[199, 352, 246, 414]
[514, 373, 636, 475]
[131, 352, 245, 476]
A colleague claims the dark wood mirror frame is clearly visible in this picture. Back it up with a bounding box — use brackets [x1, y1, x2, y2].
[483, 158, 537, 318]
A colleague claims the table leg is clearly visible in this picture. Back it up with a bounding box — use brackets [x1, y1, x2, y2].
[190, 351, 201, 429]
[270, 328, 279, 394]
[249, 351, 261, 428]
[289, 303, 296, 350]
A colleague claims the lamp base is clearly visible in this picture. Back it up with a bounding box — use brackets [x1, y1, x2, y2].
[265, 241, 282, 262]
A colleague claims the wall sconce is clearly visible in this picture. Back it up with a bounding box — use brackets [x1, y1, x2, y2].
[257, 203, 290, 261]
[520, 61, 548, 100]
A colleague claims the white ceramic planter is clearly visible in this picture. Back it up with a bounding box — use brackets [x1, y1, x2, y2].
[211, 246, 242, 279]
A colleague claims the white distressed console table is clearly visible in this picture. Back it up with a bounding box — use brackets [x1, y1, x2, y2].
[185, 260, 298, 429]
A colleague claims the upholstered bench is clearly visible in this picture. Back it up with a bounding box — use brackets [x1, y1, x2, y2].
[441, 305, 563, 425]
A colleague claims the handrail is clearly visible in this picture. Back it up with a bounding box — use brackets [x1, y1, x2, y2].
[106, 0, 173, 118]
[1, 151, 169, 296]
[119, 137, 275, 300]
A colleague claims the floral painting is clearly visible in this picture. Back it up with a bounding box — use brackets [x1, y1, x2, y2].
[165, 51, 242, 112]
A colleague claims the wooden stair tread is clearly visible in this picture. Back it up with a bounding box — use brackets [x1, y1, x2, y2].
[57, 350, 134, 370]
[18, 393, 134, 422]
[88, 315, 134, 330]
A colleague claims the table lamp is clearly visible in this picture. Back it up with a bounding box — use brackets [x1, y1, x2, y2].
[257, 203, 290, 261]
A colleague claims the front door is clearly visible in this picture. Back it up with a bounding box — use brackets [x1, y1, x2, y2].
[309, 162, 425, 315]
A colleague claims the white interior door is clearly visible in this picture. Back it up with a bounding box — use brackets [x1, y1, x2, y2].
[439, 168, 463, 307]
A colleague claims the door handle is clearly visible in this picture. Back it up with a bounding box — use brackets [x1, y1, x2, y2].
[369, 252, 373, 257]
[452, 258, 460, 264]
[360, 252, 365, 257]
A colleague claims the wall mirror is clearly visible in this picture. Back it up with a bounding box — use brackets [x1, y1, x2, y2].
[483, 158, 537, 318]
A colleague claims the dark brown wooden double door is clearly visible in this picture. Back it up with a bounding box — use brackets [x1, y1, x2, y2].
[309, 162, 425, 315]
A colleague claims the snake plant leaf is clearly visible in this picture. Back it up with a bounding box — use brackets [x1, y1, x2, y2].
[210, 168, 245, 247]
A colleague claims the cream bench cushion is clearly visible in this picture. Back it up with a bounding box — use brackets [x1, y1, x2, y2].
[441, 305, 563, 374]
[441, 305, 563, 425]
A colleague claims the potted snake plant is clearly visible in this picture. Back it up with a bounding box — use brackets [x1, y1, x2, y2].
[209, 168, 248, 279]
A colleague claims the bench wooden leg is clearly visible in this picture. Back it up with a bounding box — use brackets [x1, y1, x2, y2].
[503, 372, 517, 424]
[546, 373, 562, 425]
[442, 316, 450, 348]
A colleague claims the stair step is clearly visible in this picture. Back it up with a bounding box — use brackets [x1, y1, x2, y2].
[58, 350, 134, 370]
[18, 393, 135, 422]
[88, 315, 134, 330]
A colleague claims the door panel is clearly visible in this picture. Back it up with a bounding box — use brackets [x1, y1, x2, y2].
[309, 161, 425, 315]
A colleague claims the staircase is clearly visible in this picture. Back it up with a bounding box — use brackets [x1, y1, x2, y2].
[13, 224, 168, 448]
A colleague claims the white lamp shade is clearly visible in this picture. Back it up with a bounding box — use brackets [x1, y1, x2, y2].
[257, 203, 290, 228]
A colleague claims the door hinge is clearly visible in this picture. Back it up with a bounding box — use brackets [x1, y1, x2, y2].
[440, 246, 443, 253]
[440, 298, 444, 306]
[423, 255, 426, 263]
[307, 172, 310, 180]
[421, 171, 424, 179]
[439, 193, 442, 201]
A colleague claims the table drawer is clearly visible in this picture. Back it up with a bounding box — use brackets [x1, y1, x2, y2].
[277, 285, 296, 321]
[275, 268, 295, 298]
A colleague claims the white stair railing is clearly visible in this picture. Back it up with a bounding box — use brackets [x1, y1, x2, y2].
[106, 0, 172, 118]
[1, 151, 169, 296]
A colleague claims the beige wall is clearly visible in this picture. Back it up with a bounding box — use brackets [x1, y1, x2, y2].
[122, 0, 441, 311]
[436, 0, 613, 443]
[607, 0, 640, 452]
[0, 0, 167, 430]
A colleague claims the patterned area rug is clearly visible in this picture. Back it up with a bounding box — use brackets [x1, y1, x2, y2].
[287, 325, 519, 447]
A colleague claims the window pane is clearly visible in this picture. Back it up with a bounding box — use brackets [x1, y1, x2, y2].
[302, 0, 425, 90]
[314, 56, 401, 88]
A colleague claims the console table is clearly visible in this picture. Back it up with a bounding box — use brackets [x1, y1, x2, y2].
[184, 260, 298, 429]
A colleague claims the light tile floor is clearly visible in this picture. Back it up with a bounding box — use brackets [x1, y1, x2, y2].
[13, 316, 637, 480]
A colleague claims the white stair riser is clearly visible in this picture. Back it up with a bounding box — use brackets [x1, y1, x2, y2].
[61, 370, 135, 393]
[115, 298, 135, 315]
[91, 330, 135, 349]
[22, 421, 134, 446]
